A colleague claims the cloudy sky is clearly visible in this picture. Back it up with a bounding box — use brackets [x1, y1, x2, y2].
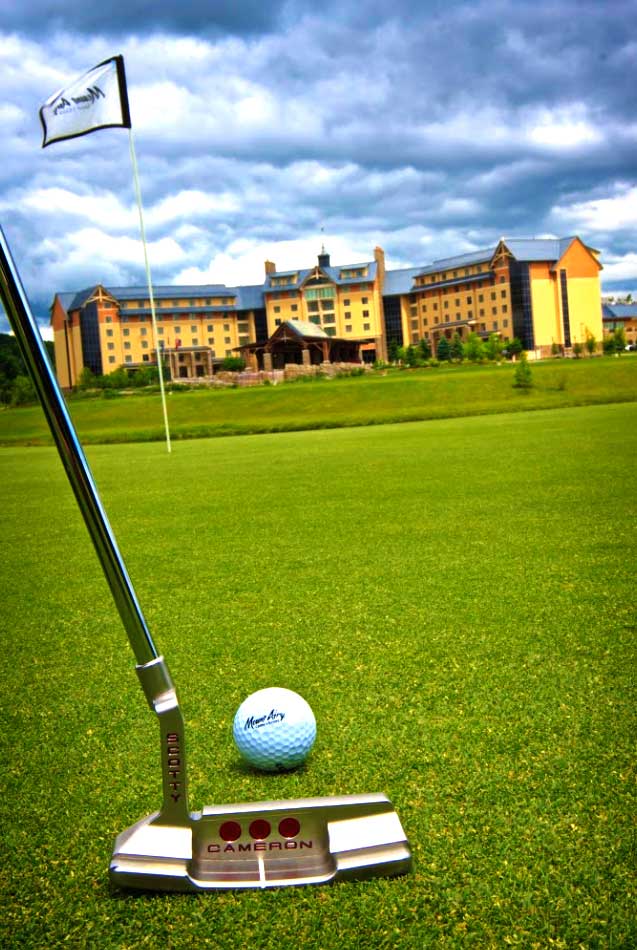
[1, 0, 636, 335]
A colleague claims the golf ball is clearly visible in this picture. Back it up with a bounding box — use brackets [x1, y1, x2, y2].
[233, 687, 316, 772]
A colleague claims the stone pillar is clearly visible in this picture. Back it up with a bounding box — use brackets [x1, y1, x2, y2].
[263, 351, 273, 371]
[302, 346, 311, 366]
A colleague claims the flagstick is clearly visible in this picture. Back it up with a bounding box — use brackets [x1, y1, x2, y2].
[128, 128, 172, 454]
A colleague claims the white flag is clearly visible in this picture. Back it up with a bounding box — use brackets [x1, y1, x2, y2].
[39, 55, 131, 148]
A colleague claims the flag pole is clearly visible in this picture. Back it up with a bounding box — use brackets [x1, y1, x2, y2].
[128, 128, 172, 454]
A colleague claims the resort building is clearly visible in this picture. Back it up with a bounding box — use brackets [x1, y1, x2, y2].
[50, 236, 603, 387]
[602, 303, 637, 346]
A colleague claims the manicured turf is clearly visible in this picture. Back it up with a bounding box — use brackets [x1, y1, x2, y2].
[2, 404, 636, 948]
[1, 355, 636, 445]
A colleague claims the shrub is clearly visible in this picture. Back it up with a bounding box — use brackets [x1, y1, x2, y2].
[436, 337, 451, 361]
[10, 374, 36, 406]
[585, 334, 597, 356]
[463, 332, 484, 362]
[450, 333, 464, 362]
[513, 351, 533, 389]
[484, 332, 504, 361]
[418, 337, 432, 361]
[221, 356, 246, 372]
[573, 342, 583, 359]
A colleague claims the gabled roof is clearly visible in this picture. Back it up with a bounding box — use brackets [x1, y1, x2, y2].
[274, 319, 329, 339]
[265, 260, 377, 291]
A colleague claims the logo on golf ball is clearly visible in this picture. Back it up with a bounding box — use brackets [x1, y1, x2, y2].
[233, 687, 316, 772]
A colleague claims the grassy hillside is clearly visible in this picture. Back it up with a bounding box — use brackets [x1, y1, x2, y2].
[0, 356, 636, 445]
[1, 403, 636, 948]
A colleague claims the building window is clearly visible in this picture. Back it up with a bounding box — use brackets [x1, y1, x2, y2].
[492, 307, 497, 316]
[142, 341, 148, 349]
[345, 325, 352, 333]
[361, 297, 368, 304]
[344, 311, 351, 319]
[107, 342, 115, 351]
[174, 326, 181, 333]
[478, 294, 484, 302]
[467, 311, 473, 318]
[108, 356, 115, 364]
[193, 338, 198, 346]
[207, 324, 213, 332]
[444, 301, 449, 309]
[501, 290, 506, 298]
[224, 336, 231, 344]
[208, 337, 214, 344]
[479, 309, 485, 317]
[123, 328, 130, 336]
[274, 306, 280, 313]
[140, 327, 147, 336]
[466, 296, 472, 304]
[274, 319, 281, 326]
[411, 319, 418, 329]
[491, 292, 496, 301]
[343, 298, 350, 306]
[307, 301, 319, 313]
[158, 327, 164, 335]
[125, 356, 132, 363]
[124, 342, 131, 350]
[502, 305, 508, 313]
[106, 329, 113, 337]
[433, 302, 438, 311]
[142, 354, 150, 362]
[105, 316, 112, 323]
[503, 319, 509, 328]
[291, 304, 298, 312]
[191, 325, 197, 332]
[500, 276, 505, 283]
[224, 324, 230, 331]
[493, 321, 499, 330]
[363, 323, 370, 331]
[362, 309, 369, 317]
[455, 298, 460, 306]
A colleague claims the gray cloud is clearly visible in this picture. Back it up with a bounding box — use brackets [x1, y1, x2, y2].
[1, 0, 636, 332]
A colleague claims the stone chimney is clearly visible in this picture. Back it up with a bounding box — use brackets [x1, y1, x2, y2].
[374, 246, 385, 289]
[264, 260, 276, 276]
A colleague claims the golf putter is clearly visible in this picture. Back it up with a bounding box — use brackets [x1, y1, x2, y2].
[0, 228, 412, 891]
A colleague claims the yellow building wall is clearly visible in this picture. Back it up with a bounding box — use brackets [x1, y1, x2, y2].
[564, 278, 603, 343]
[529, 263, 561, 349]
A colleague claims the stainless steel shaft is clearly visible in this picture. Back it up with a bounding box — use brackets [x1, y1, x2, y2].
[0, 226, 158, 666]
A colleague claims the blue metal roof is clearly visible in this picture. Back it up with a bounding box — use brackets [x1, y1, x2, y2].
[382, 266, 425, 296]
[265, 260, 377, 290]
[603, 303, 637, 319]
[426, 247, 495, 271]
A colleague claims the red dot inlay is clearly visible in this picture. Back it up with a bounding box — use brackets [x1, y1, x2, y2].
[278, 817, 301, 838]
[219, 820, 242, 842]
[249, 819, 271, 840]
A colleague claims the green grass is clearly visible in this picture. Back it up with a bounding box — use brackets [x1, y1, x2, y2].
[1, 403, 636, 948]
[1, 355, 636, 445]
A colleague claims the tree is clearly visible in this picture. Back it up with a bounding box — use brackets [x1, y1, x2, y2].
[436, 336, 451, 361]
[508, 338, 523, 359]
[78, 366, 97, 389]
[418, 337, 432, 361]
[513, 351, 533, 389]
[404, 344, 418, 367]
[450, 332, 464, 361]
[613, 326, 627, 352]
[484, 332, 504, 361]
[11, 374, 36, 406]
[585, 333, 597, 356]
[463, 332, 484, 362]
[573, 341, 583, 358]
[388, 340, 400, 363]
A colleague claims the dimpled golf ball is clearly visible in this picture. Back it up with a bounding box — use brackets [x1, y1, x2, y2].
[233, 687, 316, 772]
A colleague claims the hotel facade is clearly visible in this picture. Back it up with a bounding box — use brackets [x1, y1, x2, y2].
[51, 236, 603, 388]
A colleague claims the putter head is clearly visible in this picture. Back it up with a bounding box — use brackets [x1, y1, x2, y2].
[110, 793, 411, 890]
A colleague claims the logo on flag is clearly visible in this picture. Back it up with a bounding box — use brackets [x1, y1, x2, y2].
[39, 55, 131, 148]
